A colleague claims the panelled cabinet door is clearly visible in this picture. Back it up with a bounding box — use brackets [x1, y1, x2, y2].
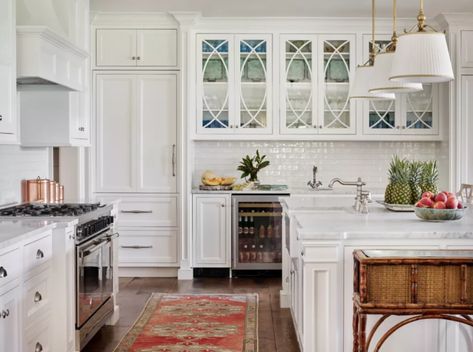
[0, 0, 16, 138]
[236, 35, 272, 134]
[193, 196, 231, 267]
[197, 35, 234, 134]
[65, 233, 76, 352]
[95, 74, 136, 192]
[136, 29, 177, 67]
[136, 74, 177, 193]
[69, 92, 89, 140]
[96, 29, 137, 67]
[318, 35, 356, 134]
[0, 287, 20, 352]
[280, 35, 317, 134]
[461, 30, 473, 68]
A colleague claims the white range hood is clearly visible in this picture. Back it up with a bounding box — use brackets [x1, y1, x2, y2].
[16, 0, 88, 91]
[17, 26, 88, 91]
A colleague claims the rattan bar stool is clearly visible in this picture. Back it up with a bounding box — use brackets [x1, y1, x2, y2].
[353, 250, 473, 352]
[457, 184, 473, 205]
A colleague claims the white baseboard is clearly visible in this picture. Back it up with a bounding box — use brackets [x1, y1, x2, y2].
[119, 267, 178, 278]
[177, 267, 194, 280]
[280, 290, 290, 308]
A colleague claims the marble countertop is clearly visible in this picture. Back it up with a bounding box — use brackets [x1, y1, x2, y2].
[192, 187, 385, 196]
[0, 220, 58, 250]
[295, 203, 473, 240]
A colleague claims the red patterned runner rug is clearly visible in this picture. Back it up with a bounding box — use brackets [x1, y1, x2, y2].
[114, 293, 258, 352]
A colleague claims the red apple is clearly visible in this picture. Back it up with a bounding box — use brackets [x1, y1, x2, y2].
[415, 201, 426, 208]
[422, 192, 434, 199]
[458, 201, 464, 209]
[419, 197, 434, 208]
[443, 191, 455, 198]
[435, 193, 448, 203]
[433, 201, 447, 209]
[446, 196, 459, 209]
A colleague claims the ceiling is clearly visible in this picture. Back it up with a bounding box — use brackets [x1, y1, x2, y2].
[91, 0, 473, 18]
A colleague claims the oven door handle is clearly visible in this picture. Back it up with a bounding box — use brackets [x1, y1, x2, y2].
[106, 232, 120, 240]
[80, 237, 111, 257]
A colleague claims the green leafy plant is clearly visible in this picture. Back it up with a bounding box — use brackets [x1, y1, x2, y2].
[237, 150, 270, 182]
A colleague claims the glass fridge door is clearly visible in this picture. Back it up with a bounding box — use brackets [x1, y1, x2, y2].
[233, 196, 283, 270]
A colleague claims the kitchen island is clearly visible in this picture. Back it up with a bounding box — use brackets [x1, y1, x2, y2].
[281, 195, 473, 352]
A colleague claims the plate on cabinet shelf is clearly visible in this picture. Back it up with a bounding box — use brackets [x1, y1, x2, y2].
[203, 59, 224, 82]
[377, 201, 415, 212]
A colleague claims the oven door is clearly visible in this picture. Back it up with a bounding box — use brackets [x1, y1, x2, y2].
[76, 230, 115, 328]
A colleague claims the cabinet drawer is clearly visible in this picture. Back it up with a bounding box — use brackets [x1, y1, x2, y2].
[23, 316, 51, 352]
[23, 270, 50, 326]
[119, 229, 178, 266]
[23, 232, 52, 275]
[117, 197, 177, 227]
[0, 247, 21, 289]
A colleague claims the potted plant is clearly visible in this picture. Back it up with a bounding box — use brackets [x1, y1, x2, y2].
[237, 150, 270, 184]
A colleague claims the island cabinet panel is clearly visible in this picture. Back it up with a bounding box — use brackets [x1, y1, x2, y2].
[461, 75, 473, 184]
[0, 286, 20, 352]
[193, 195, 231, 267]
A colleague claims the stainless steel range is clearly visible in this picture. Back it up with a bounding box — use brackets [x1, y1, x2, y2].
[0, 202, 118, 350]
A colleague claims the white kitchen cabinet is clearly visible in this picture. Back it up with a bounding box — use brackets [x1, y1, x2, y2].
[280, 35, 355, 135]
[461, 75, 473, 184]
[20, 90, 90, 146]
[193, 195, 231, 267]
[96, 29, 178, 68]
[0, 286, 20, 352]
[0, 0, 17, 144]
[361, 35, 440, 136]
[95, 73, 177, 193]
[196, 34, 273, 135]
[461, 30, 473, 68]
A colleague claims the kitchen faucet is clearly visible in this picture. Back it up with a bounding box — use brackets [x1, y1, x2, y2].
[328, 177, 368, 212]
[307, 165, 323, 189]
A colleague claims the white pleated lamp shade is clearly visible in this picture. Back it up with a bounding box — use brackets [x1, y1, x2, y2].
[369, 52, 423, 94]
[389, 32, 454, 83]
[349, 65, 395, 100]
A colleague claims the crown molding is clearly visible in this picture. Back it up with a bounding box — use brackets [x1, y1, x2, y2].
[90, 11, 178, 28]
[435, 13, 473, 30]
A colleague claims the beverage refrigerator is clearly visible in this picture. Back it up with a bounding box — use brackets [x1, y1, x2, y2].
[232, 195, 287, 270]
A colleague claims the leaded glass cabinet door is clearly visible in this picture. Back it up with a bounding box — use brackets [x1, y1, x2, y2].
[402, 84, 439, 135]
[197, 35, 234, 134]
[362, 36, 401, 134]
[280, 35, 317, 134]
[318, 35, 356, 134]
[236, 35, 272, 134]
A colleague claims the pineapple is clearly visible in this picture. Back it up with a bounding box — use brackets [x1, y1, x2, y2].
[385, 156, 412, 205]
[420, 160, 439, 195]
[409, 161, 423, 204]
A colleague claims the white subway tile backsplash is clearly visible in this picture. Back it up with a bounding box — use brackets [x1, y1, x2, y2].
[193, 141, 449, 191]
[0, 146, 50, 205]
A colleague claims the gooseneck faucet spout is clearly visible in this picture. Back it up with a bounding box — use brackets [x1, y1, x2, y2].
[328, 177, 368, 212]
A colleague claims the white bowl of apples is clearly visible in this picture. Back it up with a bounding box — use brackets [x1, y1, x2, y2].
[415, 192, 465, 221]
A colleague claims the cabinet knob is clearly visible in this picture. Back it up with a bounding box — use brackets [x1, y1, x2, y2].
[401, 125, 406, 129]
[137, 56, 141, 60]
[221, 204, 225, 208]
[0, 114, 3, 121]
[319, 125, 323, 129]
[34, 291, 43, 303]
[312, 125, 317, 129]
[78, 127, 85, 132]
[35, 342, 43, 352]
[36, 249, 44, 259]
[396, 126, 400, 129]
[1, 309, 9, 319]
[131, 56, 136, 60]
[0, 266, 7, 278]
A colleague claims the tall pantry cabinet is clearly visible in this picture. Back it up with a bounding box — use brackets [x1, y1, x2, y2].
[92, 17, 180, 275]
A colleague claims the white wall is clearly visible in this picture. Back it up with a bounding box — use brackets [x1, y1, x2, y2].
[0, 146, 51, 205]
[193, 141, 449, 192]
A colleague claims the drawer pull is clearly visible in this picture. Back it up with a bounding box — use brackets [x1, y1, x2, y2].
[34, 291, 43, 303]
[1, 309, 9, 318]
[120, 210, 153, 214]
[35, 342, 43, 352]
[0, 266, 7, 278]
[36, 249, 45, 259]
[121, 245, 153, 249]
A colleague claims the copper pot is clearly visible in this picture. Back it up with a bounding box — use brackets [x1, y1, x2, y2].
[49, 180, 56, 203]
[55, 183, 60, 203]
[23, 177, 50, 203]
[59, 185, 64, 202]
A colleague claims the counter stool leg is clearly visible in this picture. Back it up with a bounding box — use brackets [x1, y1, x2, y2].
[353, 305, 359, 352]
[358, 313, 367, 352]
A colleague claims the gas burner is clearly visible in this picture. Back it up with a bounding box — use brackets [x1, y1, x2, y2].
[0, 203, 102, 217]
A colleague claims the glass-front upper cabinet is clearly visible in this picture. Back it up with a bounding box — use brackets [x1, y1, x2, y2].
[280, 34, 355, 135]
[362, 35, 438, 135]
[196, 34, 272, 135]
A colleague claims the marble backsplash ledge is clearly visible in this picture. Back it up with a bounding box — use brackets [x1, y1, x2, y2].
[193, 141, 449, 191]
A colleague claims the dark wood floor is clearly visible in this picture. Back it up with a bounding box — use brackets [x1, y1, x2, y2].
[83, 276, 300, 352]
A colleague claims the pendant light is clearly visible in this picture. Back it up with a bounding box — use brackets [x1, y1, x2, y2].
[389, 0, 454, 83]
[349, 0, 395, 100]
[369, 0, 423, 94]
